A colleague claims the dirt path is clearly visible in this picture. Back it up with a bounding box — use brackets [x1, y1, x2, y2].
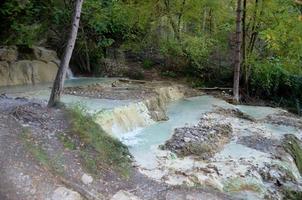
[0, 96, 233, 200]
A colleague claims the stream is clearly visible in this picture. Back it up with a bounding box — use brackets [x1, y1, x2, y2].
[2, 78, 302, 199]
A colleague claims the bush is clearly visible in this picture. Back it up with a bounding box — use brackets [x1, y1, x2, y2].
[250, 57, 302, 112]
[142, 59, 153, 70]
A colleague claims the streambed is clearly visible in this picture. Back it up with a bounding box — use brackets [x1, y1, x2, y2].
[2, 78, 302, 199]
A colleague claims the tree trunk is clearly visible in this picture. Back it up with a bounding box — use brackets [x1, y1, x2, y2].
[202, 8, 207, 33]
[233, 0, 243, 103]
[242, 0, 247, 82]
[48, 0, 84, 107]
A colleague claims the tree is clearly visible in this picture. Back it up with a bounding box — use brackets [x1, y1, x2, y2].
[48, 0, 84, 107]
[233, 0, 243, 103]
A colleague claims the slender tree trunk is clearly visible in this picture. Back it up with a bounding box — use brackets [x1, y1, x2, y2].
[202, 8, 207, 33]
[48, 0, 84, 107]
[81, 27, 91, 72]
[233, 0, 243, 103]
[242, 0, 247, 85]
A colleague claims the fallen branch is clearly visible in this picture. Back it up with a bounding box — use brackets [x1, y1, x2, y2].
[118, 79, 147, 84]
[196, 87, 233, 91]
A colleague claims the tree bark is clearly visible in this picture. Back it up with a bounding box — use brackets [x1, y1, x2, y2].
[233, 0, 243, 103]
[48, 0, 84, 107]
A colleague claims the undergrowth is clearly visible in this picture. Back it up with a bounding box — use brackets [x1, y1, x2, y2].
[66, 105, 132, 178]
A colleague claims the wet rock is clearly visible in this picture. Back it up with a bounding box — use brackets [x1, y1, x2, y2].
[266, 114, 302, 130]
[162, 117, 232, 159]
[282, 134, 302, 175]
[213, 106, 255, 121]
[237, 135, 280, 153]
[259, 163, 297, 184]
[51, 187, 83, 200]
[81, 173, 93, 185]
[110, 190, 140, 200]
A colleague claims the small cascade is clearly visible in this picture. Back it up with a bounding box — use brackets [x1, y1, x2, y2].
[66, 68, 75, 79]
[95, 86, 185, 136]
[96, 102, 155, 136]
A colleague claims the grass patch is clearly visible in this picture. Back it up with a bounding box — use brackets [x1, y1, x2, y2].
[20, 129, 64, 174]
[66, 105, 132, 178]
[58, 133, 76, 150]
[142, 59, 153, 70]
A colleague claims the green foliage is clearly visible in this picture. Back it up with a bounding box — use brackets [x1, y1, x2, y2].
[1, 0, 302, 106]
[0, 0, 53, 46]
[67, 105, 132, 177]
[142, 59, 153, 70]
[161, 71, 177, 78]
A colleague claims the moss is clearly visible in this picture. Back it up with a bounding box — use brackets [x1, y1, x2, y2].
[282, 134, 302, 175]
[223, 177, 265, 194]
[186, 143, 212, 157]
[283, 189, 302, 200]
[66, 105, 132, 178]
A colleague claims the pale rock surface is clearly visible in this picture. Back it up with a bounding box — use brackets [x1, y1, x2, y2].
[51, 187, 83, 200]
[0, 46, 58, 86]
[81, 173, 93, 185]
[110, 190, 140, 200]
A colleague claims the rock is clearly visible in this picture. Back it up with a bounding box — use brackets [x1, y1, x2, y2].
[81, 173, 93, 185]
[51, 187, 83, 200]
[0, 46, 59, 86]
[0, 46, 18, 62]
[0, 61, 9, 85]
[33, 46, 59, 63]
[282, 134, 302, 175]
[110, 190, 140, 200]
[0, 60, 57, 86]
[162, 116, 232, 159]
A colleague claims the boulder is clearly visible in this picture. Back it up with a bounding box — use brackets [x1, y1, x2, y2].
[0, 46, 18, 62]
[51, 187, 83, 200]
[81, 173, 93, 185]
[161, 116, 232, 159]
[0, 59, 58, 87]
[5, 60, 57, 86]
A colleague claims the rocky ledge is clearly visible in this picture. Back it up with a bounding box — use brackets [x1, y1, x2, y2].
[0, 46, 59, 86]
[161, 117, 232, 159]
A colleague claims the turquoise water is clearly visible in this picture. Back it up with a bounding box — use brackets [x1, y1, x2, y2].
[0, 77, 116, 94]
[121, 96, 234, 168]
[0, 78, 130, 111]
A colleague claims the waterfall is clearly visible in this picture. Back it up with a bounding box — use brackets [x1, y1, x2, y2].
[66, 68, 75, 79]
[95, 86, 185, 136]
